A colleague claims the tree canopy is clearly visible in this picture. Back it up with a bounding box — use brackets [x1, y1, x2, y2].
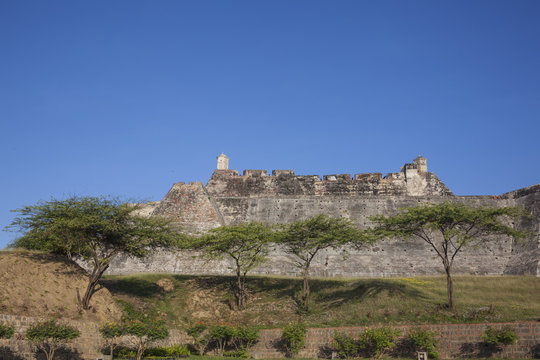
[370, 201, 528, 310]
[188, 222, 275, 309]
[7, 196, 181, 310]
[278, 214, 370, 310]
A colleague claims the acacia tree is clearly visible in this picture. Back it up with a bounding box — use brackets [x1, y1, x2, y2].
[278, 215, 369, 310]
[190, 222, 274, 309]
[7, 196, 180, 310]
[370, 202, 528, 311]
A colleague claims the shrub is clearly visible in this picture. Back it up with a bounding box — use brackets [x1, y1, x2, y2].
[207, 325, 236, 356]
[232, 325, 259, 352]
[119, 302, 169, 360]
[144, 344, 190, 357]
[25, 319, 80, 360]
[408, 328, 439, 359]
[332, 332, 358, 359]
[483, 326, 518, 347]
[185, 322, 209, 355]
[99, 321, 125, 356]
[281, 321, 307, 357]
[359, 327, 400, 359]
[0, 323, 15, 339]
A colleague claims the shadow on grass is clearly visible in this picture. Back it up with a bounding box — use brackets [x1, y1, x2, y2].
[101, 274, 426, 313]
[315, 279, 427, 308]
[100, 277, 163, 298]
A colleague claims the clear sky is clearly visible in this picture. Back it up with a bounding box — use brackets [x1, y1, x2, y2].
[1, 1, 539, 249]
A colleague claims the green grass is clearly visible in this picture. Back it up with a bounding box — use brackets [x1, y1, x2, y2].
[101, 274, 540, 328]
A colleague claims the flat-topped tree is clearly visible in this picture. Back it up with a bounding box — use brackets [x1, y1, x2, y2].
[278, 214, 371, 310]
[189, 222, 275, 309]
[370, 202, 528, 311]
[7, 196, 180, 310]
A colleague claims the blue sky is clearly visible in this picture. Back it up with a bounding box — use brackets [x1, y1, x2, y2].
[1, 1, 539, 249]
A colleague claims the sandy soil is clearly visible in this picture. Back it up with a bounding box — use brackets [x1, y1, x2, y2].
[0, 250, 122, 322]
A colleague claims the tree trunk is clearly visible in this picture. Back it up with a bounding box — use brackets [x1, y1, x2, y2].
[302, 267, 310, 310]
[136, 344, 145, 360]
[235, 266, 245, 309]
[445, 266, 455, 311]
[81, 263, 109, 310]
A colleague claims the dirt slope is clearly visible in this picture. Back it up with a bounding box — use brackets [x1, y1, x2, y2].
[0, 250, 121, 322]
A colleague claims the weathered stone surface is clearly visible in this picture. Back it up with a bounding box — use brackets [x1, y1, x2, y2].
[106, 157, 539, 277]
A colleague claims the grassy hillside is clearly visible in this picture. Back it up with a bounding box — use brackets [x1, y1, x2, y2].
[101, 273, 540, 328]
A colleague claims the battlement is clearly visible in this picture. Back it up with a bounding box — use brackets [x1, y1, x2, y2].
[206, 155, 452, 197]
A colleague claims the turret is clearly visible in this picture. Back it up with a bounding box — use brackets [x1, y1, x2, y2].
[414, 155, 427, 173]
[217, 153, 229, 170]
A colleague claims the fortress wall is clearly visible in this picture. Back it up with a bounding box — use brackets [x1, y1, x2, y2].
[106, 191, 537, 277]
[502, 185, 540, 275]
[104, 158, 539, 277]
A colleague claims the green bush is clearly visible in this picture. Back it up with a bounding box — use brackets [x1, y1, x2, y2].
[116, 346, 137, 358]
[232, 325, 259, 351]
[408, 328, 439, 359]
[99, 321, 125, 355]
[223, 349, 249, 358]
[185, 322, 209, 355]
[208, 325, 236, 356]
[483, 326, 518, 347]
[26, 319, 80, 360]
[359, 327, 400, 359]
[144, 344, 190, 357]
[0, 323, 15, 339]
[281, 321, 307, 357]
[332, 332, 358, 359]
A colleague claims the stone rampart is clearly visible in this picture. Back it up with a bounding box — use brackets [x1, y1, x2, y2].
[104, 157, 540, 277]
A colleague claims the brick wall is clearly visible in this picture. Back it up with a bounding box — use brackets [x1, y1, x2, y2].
[0, 314, 538, 359]
[250, 322, 540, 359]
[0, 314, 104, 360]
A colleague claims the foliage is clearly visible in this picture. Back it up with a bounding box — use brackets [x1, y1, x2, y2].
[99, 321, 126, 356]
[231, 325, 259, 351]
[207, 324, 236, 356]
[143, 344, 190, 357]
[482, 326, 518, 347]
[0, 322, 15, 339]
[278, 214, 370, 310]
[359, 327, 400, 359]
[370, 202, 528, 310]
[25, 319, 80, 360]
[188, 222, 275, 309]
[186, 322, 210, 355]
[281, 321, 307, 357]
[408, 328, 439, 359]
[7, 196, 182, 310]
[119, 301, 170, 360]
[332, 332, 358, 359]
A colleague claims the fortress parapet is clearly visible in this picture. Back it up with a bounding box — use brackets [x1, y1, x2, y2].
[206, 155, 452, 197]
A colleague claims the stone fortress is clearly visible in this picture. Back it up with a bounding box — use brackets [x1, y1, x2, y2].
[108, 154, 540, 277]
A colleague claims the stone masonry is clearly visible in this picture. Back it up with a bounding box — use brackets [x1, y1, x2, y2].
[106, 156, 540, 277]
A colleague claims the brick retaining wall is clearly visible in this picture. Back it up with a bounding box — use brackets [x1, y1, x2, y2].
[0, 314, 538, 359]
[251, 322, 540, 359]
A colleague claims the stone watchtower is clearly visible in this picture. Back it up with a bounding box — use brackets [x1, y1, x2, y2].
[217, 153, 229, 170]
[414, 155, 427, 173]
